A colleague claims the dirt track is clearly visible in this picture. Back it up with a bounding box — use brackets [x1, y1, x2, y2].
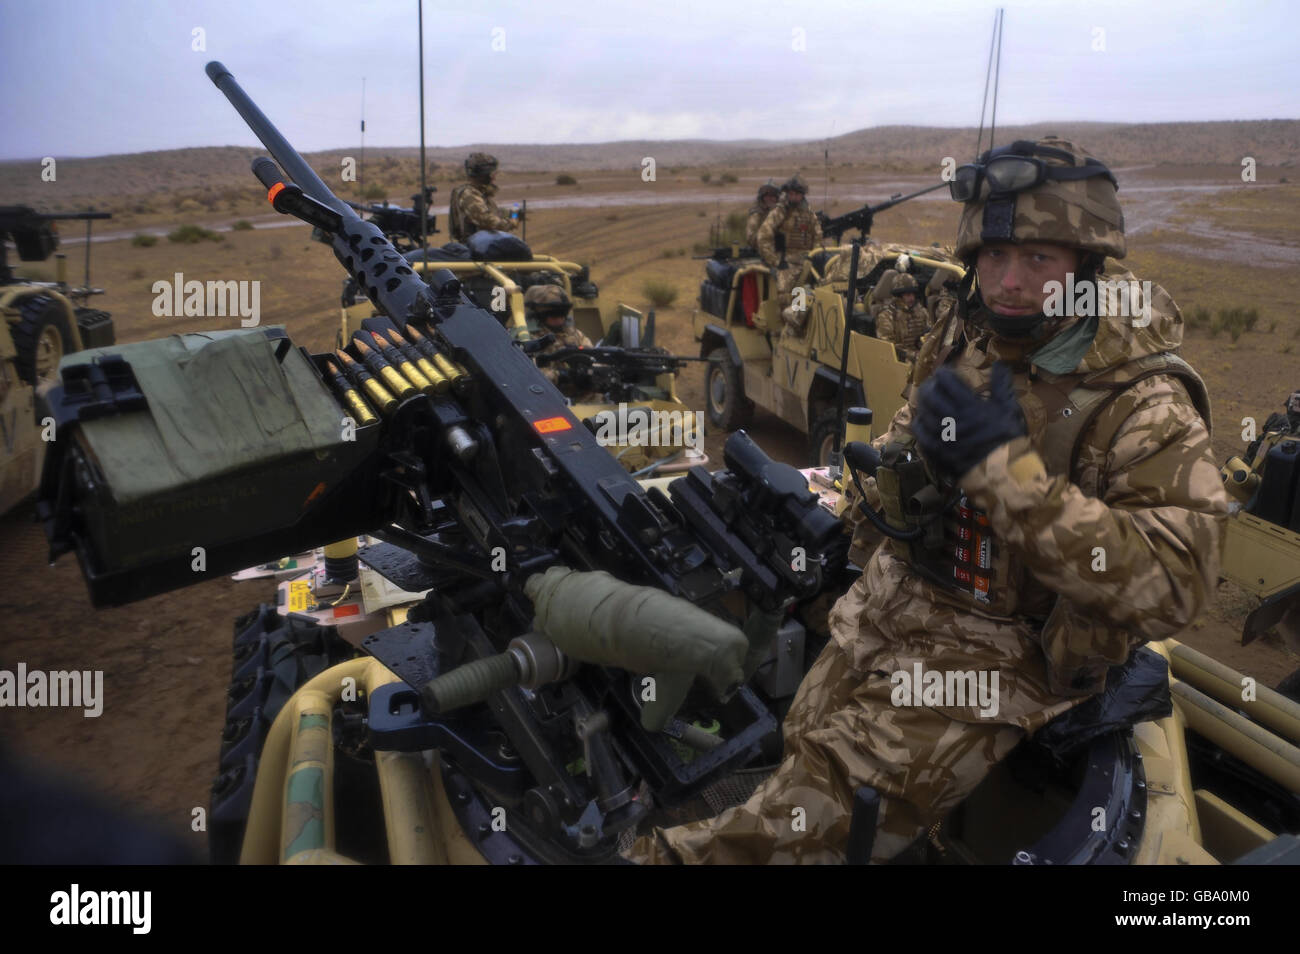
[3, 166, 1298, 850]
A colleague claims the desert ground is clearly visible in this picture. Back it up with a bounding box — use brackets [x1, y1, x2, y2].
[3, 133, 1299, 850]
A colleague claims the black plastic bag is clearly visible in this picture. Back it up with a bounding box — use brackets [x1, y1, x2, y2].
[466, 230, 532, 262]
[1032, 646, 1172, 762]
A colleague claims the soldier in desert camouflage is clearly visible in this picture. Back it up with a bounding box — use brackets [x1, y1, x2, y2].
[926, 267, 961, 332]
[757, 175, 824, 337]
[1245, 388, 1300, 464]
[628, 137, 1227, 864]
[875, 272, 932, 357]
[449, 152, 520, 242]
[745, 183, 780, 248]
[524, 284, 598, 402]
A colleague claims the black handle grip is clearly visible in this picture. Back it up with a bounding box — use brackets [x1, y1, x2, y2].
[843, 440, 881, 479]
[251, 157, 283, 192]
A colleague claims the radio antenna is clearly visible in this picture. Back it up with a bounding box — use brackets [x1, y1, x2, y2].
[418, 0, 428, 270]
[989, 8, 1004, 152]
[359, 77, 366, 198]
[974, 8, 1004, 158]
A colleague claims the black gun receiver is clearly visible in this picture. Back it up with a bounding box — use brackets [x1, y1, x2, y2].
[344, 186, 437, 252]
[816, 181, 948, 244]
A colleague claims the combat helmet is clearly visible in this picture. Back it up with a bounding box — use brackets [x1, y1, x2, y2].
[782, 175, 809, 196]
[524, 284, 571, 324]
[465, 152, 500, 181]
[757, 183, 780, 201]
[891, 273, 919, 295]
[951, 137, 1124, 337]
[953, 137, 1124, 261]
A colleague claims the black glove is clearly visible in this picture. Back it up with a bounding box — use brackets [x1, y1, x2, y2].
[913, 362, 1027, 479]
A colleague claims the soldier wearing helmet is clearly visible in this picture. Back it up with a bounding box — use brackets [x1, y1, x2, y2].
[449, 152, 520, 242]
[627, 137, 1226, 864]
[926, 267, 962, 333]
[875, 271, 932, 356]
[1246, 388, 1300, 463]
[745, 183, 781, 248]
[524, 284, 596, 400]
[757, 174, 823, 337]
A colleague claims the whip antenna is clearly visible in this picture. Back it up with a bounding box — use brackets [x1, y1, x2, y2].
[359, 77, 366, 198]
[989, 7, 1004, 152]
[418, 0, 429, 272]
[974, 8, 1003, 158]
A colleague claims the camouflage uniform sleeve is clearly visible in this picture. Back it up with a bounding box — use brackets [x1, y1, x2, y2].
[875, 304, 898, 345]
[757, 207, 785, 268]
[459, 189, 516, 233]
[746, 210, 763, 248]
[960, 375, 1228, 641]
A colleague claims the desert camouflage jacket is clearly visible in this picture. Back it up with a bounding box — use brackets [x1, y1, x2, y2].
[838, 268, 1227, 715]
[449, 181, 517, 241]
[929, 293, 958, 328]
[757, 200, 822, 269]
[745, 205, 769, 248]
[876, 300, 932, 349]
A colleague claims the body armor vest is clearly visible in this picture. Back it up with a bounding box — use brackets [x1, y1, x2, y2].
[879, 344, 1211, 621]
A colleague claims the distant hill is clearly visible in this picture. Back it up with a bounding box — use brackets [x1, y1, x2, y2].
[2, 120, 1295, 212]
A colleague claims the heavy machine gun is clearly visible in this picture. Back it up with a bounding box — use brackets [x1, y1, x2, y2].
[815, 181, 947, 244]
[0, 206, 112, 293]
[35, 63, 844, 863]
[531, 342, 710, 403]
[342, 187, 437, 253]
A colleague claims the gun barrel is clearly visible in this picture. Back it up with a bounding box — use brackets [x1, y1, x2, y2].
[207, 61, 434, 325]
[206, 62, 349, 218]
[871, 180, 947, 212]
[41, 211, 113, 222]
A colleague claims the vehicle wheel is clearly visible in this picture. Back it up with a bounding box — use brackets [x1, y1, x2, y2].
[705, 347, 753, 431]
[208, 604, 358, 864]
[11, 295, 73, 386]
[809, 409, 842, 467]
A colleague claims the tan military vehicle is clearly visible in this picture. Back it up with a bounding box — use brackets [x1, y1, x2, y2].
[1, 207, 114, 514]
[694, 240, 964, 464]
[338, 237, 705, 476]
[1220, 423, 1300, 665]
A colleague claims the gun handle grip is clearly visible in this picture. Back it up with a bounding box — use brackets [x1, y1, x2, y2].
[639, 671, 693, 733]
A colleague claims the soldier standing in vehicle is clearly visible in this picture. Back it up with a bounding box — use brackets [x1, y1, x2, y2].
[525, 284, 597, 401]
[927, 268, 961, 330]
[745, 183, 781, 248]
[875, 272, 932, 357]
[757, 175, 823, 337]
[449, 153, 520, 242]
[628, 137, 1227, 864]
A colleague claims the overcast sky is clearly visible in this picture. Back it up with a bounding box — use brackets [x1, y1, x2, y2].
[1, 0, 1297, 160]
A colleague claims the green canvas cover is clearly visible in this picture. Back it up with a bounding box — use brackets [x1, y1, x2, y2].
[57, 328, 378, 574]
[61, 328, 346, 503]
